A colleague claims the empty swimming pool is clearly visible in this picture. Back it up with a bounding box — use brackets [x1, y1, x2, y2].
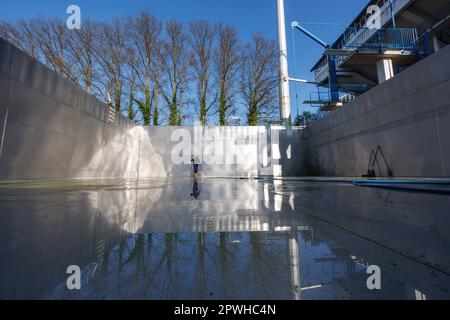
[1, 178, 450, 299]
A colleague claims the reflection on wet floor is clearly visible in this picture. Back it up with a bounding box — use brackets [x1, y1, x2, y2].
[0, 178, 450, 299]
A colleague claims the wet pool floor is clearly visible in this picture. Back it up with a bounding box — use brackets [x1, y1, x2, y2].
[1, 178, 450, 299]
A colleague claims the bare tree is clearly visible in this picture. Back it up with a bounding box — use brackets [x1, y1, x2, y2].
[152, 47, 162, 126]
[9, 19, 41, 60]
[189, 20, 215, 125]
[96, 18, 126, 112]
[66, 19, 99, 95]
[1, 20, 26, 55]
[0, 21, 10, 41]
[125, 46, 138, 121]
[4, 14, 282, 128]
[35, 18, 77, 82]
[215, 24, 241, 126]
[159, 20, 189, 126]
[241, 35, 278, 126]
[129, 12, 162, 125]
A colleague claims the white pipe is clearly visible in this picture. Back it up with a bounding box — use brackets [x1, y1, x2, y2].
[288, 77, 318, 85]
[289, 77, 308, 83]
[276, 0, 291, 124]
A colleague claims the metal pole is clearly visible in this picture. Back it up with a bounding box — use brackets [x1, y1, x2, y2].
[291, 22, 328, 49]
[276, 0, 291, 124]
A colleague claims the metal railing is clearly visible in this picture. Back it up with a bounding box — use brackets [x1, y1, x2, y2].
[312, 27, 419, 83]
[307, 84, 375, 105]
[339, 27, 419, 52]
[308, 90, 333, 104]
[331, 84, 375, 94]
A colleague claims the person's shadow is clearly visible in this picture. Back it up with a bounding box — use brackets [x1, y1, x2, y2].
[190, 180, 201, 200]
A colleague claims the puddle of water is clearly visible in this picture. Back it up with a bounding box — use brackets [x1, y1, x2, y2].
[1, 178, 449, 299]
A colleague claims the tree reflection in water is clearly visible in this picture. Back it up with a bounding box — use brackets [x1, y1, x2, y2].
[218, 233, 230, 297]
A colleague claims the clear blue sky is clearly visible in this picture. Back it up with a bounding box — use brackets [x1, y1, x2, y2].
[0, 0, 369, 119]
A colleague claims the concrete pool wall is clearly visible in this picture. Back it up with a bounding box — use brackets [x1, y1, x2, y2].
[143, 125, 305, 177]
[304, 44, 450, 178]
[1, 36, 450, 180]
[0, 38, 305, 180]
[0, 38, 140, 180]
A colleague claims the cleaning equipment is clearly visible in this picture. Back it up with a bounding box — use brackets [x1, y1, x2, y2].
[362, 145, 394, 178]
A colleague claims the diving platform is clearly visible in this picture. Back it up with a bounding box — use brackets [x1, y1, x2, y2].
[339, 50, 419, 68]
[303, 100, 344, 111]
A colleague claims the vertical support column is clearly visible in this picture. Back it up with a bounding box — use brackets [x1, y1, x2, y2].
[376, 58, 394, 83]
[327, 56, 339, 101]
[432, 35, 440, 53]
[276, 0, 291, 124]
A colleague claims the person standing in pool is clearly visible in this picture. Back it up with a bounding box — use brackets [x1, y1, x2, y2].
[191, 157, 199, 174]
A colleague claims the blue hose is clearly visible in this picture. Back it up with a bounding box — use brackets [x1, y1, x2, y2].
[352, 180, 450, 195]
[254, 177, 450, 195]
[353, 180, 450, 185]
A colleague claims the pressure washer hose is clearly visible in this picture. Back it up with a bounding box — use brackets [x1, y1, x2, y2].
[354, 180, 450, 185]
[352, 180, 450, 195]
[255, 177, 450, 195]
